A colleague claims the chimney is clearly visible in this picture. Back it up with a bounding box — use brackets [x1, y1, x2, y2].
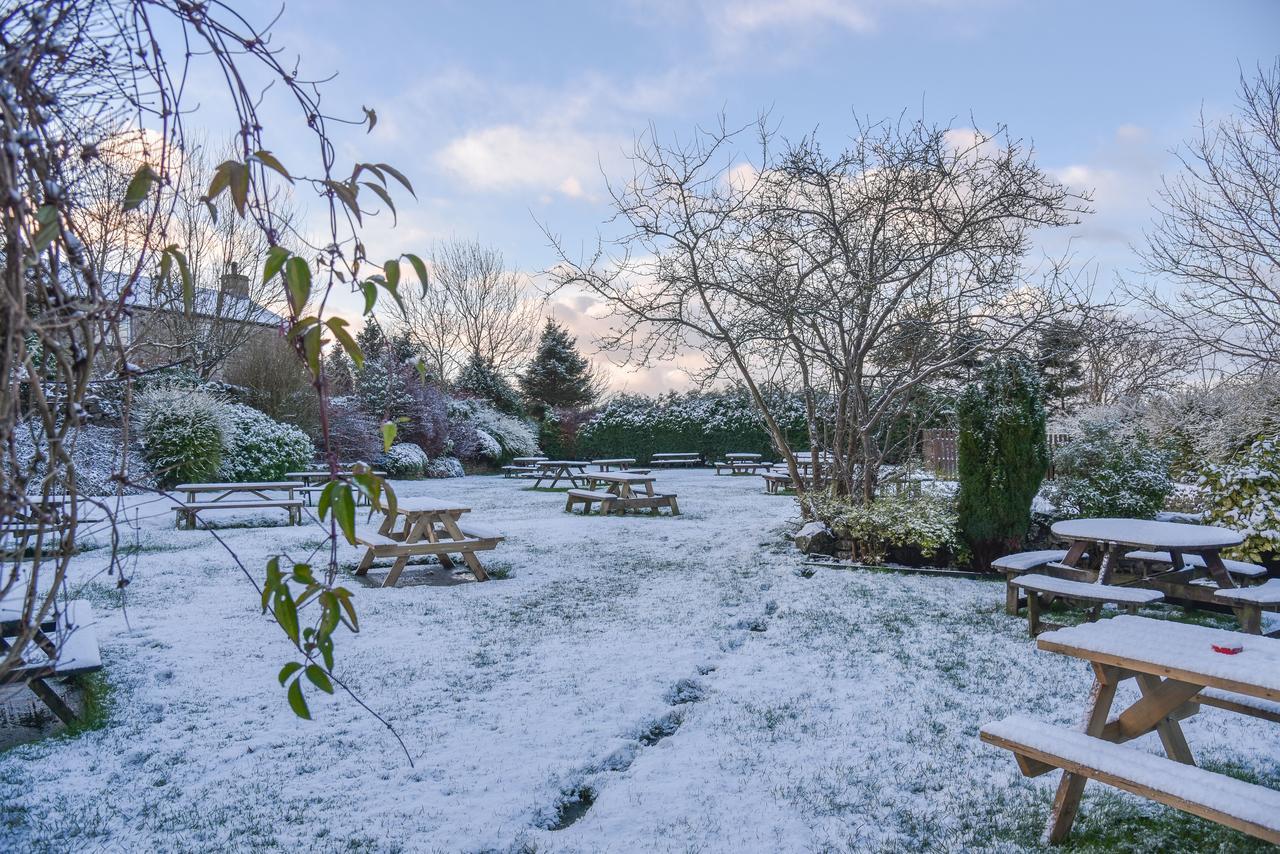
[220, 262, 250, 300]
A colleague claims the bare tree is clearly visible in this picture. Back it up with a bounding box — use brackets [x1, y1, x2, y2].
[1135, 60, 1280, 373]
[1075, 308, 1189, 405]
[549, 116, 1090, 504]
[397, 238, 541, 379]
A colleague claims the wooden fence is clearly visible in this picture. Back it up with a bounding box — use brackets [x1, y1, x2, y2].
[921, 428, 1072, 480]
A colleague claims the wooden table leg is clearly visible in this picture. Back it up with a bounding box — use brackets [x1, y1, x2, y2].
[1046, 664, 1120, 844]
[439, 514, 488, 581]
[1134, 673, 1196, 765]
[1202, 551, 1236, 590]
[384, 514, 429, 587]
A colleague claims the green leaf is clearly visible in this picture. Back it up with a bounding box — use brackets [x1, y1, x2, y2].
[383, 259, 400, 290]
[206, 160, 235, 202]
[228, 161, 250, 217]
[262, 245, 290, 284]
[331, 484, 357, 545]
[284, 256, 311, 315]
[363, 106, 377, 133]
[262, 556, 282, 612]
[301, 324, 323, 377]
[305, 664, 334, 694]
[326, 317, 364, 369]
[381, 421, 397, 452]
[361, 181, 397, 223]
[403, 253, 430, 297]
[287, 678, 311, 719]
[278, 661, 303, 686]
[274, 591, 300, 644]
[122, 164, 159, 212]
[318, 480, 336, 520]
[376, 162, 416, 198]
[251, 150, 294, 183]
[324, 180, 362, 225]
[32, 206, 59, 252]
[360, 281, 378, 315]
[162, 246, 193, 316]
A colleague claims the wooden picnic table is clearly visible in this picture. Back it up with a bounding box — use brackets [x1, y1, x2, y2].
[591, 458, 637, 471]
[532, 460, 590, 489]
[569, 471, 680, 515]
[982, 616, 1280, 844]
[172, 481, 302, 528]
[512, 456, 548, 466]
[724, 452, 762, 461]
[355, 496, 501, 587]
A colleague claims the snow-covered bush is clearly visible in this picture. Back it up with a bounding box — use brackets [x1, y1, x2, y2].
[1200, 435, 1280, 563]
[380, 443, 429, 478]
[424, 456, 465, 479]
[217, 403, 315, 482]
[1141, 376, 1280, 477]
[448, 398, 539, 461]
[134, 385, 226, 487]
[325, 398, 383, 464]
[14, 423, 155, 495]
[1043, 420, 1173, 519]
[811, 491, 960, 565]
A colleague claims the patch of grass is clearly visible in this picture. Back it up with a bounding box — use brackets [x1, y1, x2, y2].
[60, 670, 112, 738]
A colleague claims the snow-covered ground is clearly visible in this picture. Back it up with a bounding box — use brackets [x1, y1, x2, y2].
[1, 469, 1277, 852]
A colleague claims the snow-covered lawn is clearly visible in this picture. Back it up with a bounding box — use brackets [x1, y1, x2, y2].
[2, 470, 1277, 852]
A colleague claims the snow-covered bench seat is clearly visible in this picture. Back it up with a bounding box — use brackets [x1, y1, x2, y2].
[993, 550, 1070, 615]
[980, 714, 1280, 845]
[1125, 550, 1267, 579]
[1197, 686, 1280, 724]
[501, 465, 537, 478]
[174, 499, 303, 529]
[564, 489, 617, 515]
[761, 472, 794, 494]
[1214, 579, 1280, 636]
[1012, 574, 1163, 636]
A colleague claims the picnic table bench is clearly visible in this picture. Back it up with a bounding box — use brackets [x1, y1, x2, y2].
[173, 481, 303, 529]
[981, 616, 1280, 845]
[532, 461, 590, 489]
[567, 472, 679, 516]
[354, 496, 502, 587]
[0, 594, 102, 725]
[649, 452, 702, 468]
[501, 464, 538, 478]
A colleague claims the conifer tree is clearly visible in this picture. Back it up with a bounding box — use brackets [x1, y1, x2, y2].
[455, 354, 524, 415]
[957, 355, 1050, 571]
[519, 320, 598, 410]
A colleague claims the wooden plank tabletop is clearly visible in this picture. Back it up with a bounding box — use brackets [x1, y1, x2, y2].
[393, 496, 470, 514]
[588, 472, 656, 483]
[1037, 615, 1280, 702]
[1050, 518, 1243, 551]
[175, 482, 299, 491]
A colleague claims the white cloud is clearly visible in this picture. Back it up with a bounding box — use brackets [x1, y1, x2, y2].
[436, 125, 619, 199]
[718, 0, 876, 36]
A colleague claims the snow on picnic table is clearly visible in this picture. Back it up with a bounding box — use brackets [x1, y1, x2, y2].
[1, 470, 1278, 852]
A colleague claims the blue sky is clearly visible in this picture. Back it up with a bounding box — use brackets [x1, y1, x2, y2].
[220, 0, 1278, 391]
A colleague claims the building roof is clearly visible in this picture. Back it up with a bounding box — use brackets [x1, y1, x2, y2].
[101, 271, 285, 327]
